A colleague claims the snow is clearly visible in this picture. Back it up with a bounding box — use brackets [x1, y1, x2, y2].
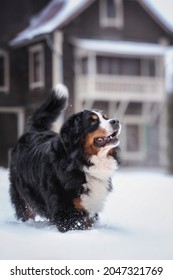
[0, 167, 173, 260]
[73, 38, 166, 56]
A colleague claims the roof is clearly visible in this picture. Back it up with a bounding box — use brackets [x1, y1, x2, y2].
[10, 0, 173, 46]
[10, 0, 94, 46]
[142, 0, 173, 32]
[73, 38, 167, 56]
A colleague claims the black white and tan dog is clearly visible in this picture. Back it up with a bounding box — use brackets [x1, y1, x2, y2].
[9, 84, 121, 232]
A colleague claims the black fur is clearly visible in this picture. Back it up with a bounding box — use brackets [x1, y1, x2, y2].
[9, 86, 119, 232]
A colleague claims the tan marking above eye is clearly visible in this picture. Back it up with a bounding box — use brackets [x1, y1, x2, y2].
[91, 114, 99, 120]
[103, 114, 108, 120]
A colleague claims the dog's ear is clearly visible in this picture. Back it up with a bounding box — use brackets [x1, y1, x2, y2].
[60, 112, 83, 152]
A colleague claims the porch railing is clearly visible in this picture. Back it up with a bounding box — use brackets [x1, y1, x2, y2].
[75, 74, 164, 102]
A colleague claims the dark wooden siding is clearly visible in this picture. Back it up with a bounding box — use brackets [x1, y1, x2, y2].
[0, 40, 53, 110]
[62, 0, 171, 42]
[0, 0, 52, 166]
[0, 113, 17, 167]
[123, 0, 171, 42]
[23, 40, 53, 119]
[0, 0, 53, 109]
[63, 40, 75, 116]
[0, 0, 51, 46]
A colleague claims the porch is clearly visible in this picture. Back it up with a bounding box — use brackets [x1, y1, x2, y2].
[75, 74, 164, 111]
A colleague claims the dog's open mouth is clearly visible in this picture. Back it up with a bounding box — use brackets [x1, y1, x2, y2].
[94, 131, 119, 147]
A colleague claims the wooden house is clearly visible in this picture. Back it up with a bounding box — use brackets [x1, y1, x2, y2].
[1, 0, 173, 167]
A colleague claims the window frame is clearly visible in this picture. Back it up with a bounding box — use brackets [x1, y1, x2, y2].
[80, 57, 88, 75]
[122, 123, 145, 161]
[29, 44, 45, 90]
[100, 0, 124, 28]
[141, 58, 156, 77]
[0, 50, 9, 93]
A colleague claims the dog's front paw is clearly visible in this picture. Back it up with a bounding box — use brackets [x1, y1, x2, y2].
[54, 209, 98, 232]
[73, 213, 99, 231]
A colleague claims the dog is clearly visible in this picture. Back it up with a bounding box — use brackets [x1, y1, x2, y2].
[9, 84, 121, 232]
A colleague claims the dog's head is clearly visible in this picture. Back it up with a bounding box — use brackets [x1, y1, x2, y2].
[60, 109, 121, 158]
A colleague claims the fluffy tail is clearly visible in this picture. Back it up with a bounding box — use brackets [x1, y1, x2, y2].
[27, 84, 69, 132]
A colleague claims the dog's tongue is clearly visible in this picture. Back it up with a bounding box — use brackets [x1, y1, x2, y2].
[97, 135, 112, 144]
[96, 137, 105, 143]
[94, 132, 118, 147]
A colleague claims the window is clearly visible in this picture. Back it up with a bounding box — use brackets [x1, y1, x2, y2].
[107, 0, 116, 18]
[121, 58, 141, 76]
[122, 123, 145, 161]
[97, 56, 120, 75]
[0, 50, 9, 92]
[0, 56, 5, 86]
[97, 56, 141, 76]
[100, 0, 123, 28]
[126, 124, 140, 152]
[96, 56, 156, 77]
[29, 44, 45, 89]
[97, 56, 110, 74]
[141, 59, 156, 77]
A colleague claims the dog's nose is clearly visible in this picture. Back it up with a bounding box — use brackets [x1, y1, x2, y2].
[110, 119, 119, 125]
[110, 119, 120, 129]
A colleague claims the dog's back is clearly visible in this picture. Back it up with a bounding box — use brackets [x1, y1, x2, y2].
[9, 84, 69, 223]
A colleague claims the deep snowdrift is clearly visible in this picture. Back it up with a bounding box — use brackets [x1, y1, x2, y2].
[0, 167, 173, 260]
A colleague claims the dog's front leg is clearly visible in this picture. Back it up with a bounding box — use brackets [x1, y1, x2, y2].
[63, 170, 87, 196]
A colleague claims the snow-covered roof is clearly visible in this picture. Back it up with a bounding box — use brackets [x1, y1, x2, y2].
[73, 38, 167, 56]
[10, 0, 94, 46]
[142, 0, 173, 32]
[10, 0, 173, 46]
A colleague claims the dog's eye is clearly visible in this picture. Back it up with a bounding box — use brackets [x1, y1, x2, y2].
[91, 119, 98, 126]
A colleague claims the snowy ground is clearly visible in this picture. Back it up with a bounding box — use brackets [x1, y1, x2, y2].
[0, 167, 173, 260]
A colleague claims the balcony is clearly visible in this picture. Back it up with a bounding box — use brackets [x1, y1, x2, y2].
[75, 74, 165, 105]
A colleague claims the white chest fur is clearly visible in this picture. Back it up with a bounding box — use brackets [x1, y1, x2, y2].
[81, 151, 118, 214]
